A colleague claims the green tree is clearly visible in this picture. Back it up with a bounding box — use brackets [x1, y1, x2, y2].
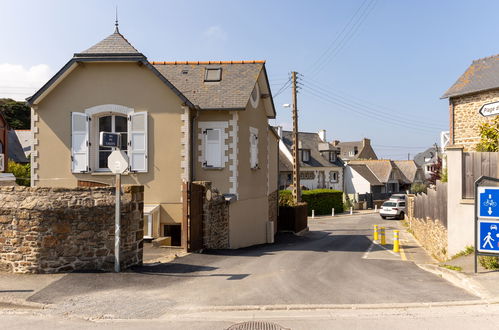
[0, 98, 30, 129]
[476, 116, 499, 151]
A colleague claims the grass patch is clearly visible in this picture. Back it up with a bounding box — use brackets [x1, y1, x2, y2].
[440, 264, 462, 272]
[451, 246, 474, 260]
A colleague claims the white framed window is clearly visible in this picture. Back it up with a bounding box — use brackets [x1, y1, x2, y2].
[71, 105, 148, 173]
[199, 121, 228, 169]
[300, 149, 310, 162]
[329, 171, 338, 183]
[329, 151, 336, 163]
[203, 128, 223, 168]
[250, 127, 259, 169]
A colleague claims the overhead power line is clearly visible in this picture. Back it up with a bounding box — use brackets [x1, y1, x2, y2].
[301, 78, 444, 130]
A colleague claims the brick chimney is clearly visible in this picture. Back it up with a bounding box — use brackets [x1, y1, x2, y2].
[331, 140, 340, 147]
[363, 138, 371, 147]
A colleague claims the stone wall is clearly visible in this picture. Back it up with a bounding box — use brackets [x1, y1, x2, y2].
[194, 181, 230, 249]
[406, 195, 448, 261]
[0, 185, 143, 273]
[451, 89, 499, 150]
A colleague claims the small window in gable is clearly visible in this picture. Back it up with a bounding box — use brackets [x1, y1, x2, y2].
[250, 84, 260, 108]
[203, 128, 223, 168]
[205, 68, 222, 82]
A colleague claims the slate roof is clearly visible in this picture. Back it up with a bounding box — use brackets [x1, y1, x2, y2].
[414, 147, 438, 167]
[442, 55, 499, 98]
[76, 29, 142, 56]
[153, 61, 265, 110]
[279, 150, 293, 172]
[394, 160, 419, 183]
[349, 160, 393, 183]
[13, 130, 32, 157]
[349, 164, 383, 186]
[7, 130, 29, 163]
[281, 130, 343, 168]
[334, 139, 377, 160]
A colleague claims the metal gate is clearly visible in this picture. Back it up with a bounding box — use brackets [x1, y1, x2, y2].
[182, 182, 204, 252]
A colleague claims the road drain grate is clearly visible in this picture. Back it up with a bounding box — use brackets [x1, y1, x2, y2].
[226, 321, 289, 330]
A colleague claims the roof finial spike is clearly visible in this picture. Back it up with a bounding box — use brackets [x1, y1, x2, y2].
[114, 5, 119, 33]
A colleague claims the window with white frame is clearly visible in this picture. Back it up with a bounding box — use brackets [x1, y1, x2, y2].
[70, 106, 148, 173]
[203, 128, 223, 168]
[300, 149, 310, 162]
[199, 121, 228, 169]
[329, 171, 338, 183]
[249, 127, 259, 169]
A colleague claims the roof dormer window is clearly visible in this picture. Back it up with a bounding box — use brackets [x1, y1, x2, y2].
[300, 149, 310, 162]
[204, 68, 222, 82]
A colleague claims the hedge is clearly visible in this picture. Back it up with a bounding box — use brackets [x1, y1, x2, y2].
[279, 189, 343, 215]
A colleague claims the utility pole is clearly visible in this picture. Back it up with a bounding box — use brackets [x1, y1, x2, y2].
[291, 71, 301, 203]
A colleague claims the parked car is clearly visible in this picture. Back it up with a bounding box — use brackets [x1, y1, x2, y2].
[380, 200, 406, 220]
[389, 194, 406, 202]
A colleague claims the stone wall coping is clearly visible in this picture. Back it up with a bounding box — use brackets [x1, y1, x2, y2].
[0, 184, 143, 193]
[445, 145, 464, 151]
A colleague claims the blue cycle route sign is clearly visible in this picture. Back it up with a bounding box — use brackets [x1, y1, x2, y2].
[477, 220, 499, 253]
[478, 187, 499, 219]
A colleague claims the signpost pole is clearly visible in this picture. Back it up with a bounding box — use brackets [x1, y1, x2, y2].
[115, 173, 121, 273]
[474, 179, 478, 274]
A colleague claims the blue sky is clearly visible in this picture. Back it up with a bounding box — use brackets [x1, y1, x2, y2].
[1, 0, 498, 159]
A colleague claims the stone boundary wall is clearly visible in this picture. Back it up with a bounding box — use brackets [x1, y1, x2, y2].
[406, 195, 448, 261]
[194, 181, 230, 249]
[0, 185, 144, 273]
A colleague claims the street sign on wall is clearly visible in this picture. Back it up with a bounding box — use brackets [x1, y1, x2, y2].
[477, 186, 499, 219]
[479, 101, 499, 117]
[100, 132, 120, 148]
[477, 220, 499, 253]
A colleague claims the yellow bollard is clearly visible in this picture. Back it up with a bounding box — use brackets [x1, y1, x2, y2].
[373, 225, 379, 241]
[380, 227, 386, 245]
[393, 230, 400, 253]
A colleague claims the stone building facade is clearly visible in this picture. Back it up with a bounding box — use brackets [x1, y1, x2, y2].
[0, 185, 144, 273]
[449, 89, 499, 150]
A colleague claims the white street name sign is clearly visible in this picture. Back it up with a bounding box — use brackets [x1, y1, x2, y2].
[479, 102, 499, 117]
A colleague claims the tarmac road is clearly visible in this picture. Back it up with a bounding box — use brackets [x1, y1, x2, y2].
[24, 213, 476, 319]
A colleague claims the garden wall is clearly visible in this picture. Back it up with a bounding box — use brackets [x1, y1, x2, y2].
[0, 185, 144, 273]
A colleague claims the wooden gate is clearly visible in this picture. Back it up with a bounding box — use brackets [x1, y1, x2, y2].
[182, 182, 204, 252]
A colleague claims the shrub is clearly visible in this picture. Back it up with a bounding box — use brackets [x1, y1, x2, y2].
[279, 190, 294, 207]
[411, 183, 427, 194]
[479, 256, 499, 270]
[303, 189, 343, 215]
[7, 160, 30, 186]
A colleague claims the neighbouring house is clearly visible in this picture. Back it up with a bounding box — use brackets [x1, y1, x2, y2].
[278, 129, 344, 191]
[7, 130, 29, 164]
[330, 138, 377, 161]
[0, 112, 7, 171]
[393, 160, 425, 191]
[13, 130, 32, 158]
[441, 53, 499, 255]
[26, 26, 278, 249]
[414, 146, 441, 180]
[344, 159, 418, 198]
[0, 113, 16, 185]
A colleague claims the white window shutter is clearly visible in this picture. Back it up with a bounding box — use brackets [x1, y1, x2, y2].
[204, 128, 222, 167]
[128, 111, 148, 172]
[71, 112, 90, 173]
[250, 131, 258, 168]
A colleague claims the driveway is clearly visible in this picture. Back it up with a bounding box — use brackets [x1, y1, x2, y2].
[24, 213, 476, 319]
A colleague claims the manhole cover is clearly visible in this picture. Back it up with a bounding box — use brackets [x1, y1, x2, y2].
[226, 321, 289, 330]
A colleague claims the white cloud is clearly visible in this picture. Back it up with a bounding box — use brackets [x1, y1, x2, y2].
[203, 26, 228, 41]
[0, 63, 52, 101]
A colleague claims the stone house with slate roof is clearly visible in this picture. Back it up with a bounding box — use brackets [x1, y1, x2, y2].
[26, 27, 279, 249]
[330, 138, 377, 161]
[278, 129, 344, 191]
[441, 53, 499, 254]
[344, 159, 421, 196]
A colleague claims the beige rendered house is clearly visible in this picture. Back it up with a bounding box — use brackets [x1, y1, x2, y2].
[27, 27, 278, 249]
